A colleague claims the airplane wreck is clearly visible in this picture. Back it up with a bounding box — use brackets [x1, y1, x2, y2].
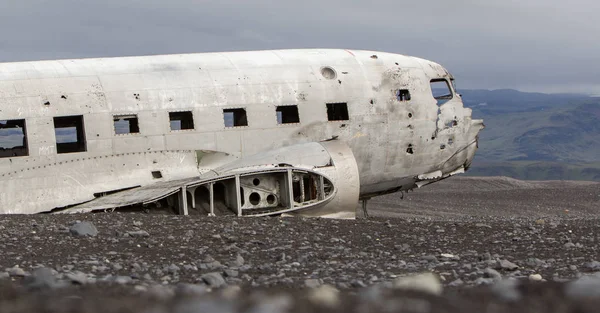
[0, 49, 484, 218]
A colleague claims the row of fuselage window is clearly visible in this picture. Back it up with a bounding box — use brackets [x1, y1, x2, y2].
[0, 102, 351, 157]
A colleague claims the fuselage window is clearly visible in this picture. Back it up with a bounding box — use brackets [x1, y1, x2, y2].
[276, 105, 300, 124]
[223, 108, 248, 127]
[54, 115, 87, 154]
[326, 102, 349, 121]
[396, 89, 411, 101]
[430, 79, 453, 106]
[169, 111, 195, 130]
[113, 115, 140, 134]
[0, 119, 28, 158]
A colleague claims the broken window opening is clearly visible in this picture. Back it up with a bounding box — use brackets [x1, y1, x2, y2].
[396, 89, 411, 101]
[430, 79, 453, 106]
[223, 108, 248, 127]
[0, 119, 28, 158]
[292, 173, 319, 203]
[276, 105, 300, 124]
[169, 111, 195, 131]
[113, 115, 140, 135]
[326, 102, 349, 121]
[54, 115, 87, 154]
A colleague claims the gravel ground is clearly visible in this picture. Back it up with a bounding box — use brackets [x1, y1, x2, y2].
[1, 176, 599, 312]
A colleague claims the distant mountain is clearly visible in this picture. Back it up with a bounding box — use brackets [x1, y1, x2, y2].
[457, 89, 600, 181]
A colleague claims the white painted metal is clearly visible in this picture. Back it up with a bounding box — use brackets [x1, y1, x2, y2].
[0, 49, 484, 218]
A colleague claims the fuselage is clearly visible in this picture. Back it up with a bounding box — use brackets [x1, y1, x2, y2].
[0, 49, 483, 214]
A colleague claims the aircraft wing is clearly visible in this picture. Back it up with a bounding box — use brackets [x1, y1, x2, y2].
[60, 140, 360, 219]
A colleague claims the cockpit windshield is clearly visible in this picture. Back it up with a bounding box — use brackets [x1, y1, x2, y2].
[430, 79, 453, 105]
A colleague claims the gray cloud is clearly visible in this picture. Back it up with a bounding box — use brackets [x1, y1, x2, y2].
[0, 0, 598, 94]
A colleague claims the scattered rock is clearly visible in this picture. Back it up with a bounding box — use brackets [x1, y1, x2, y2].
[307, 285, 340, 307]
[392, 273, 442, 295]
[304, 278, 322, 288]
[69, 221, 98, 237]
[583, 261, 600, 271]
[201, 272, 226, 288]
[496, 259, 519, 271]
[7, 267, 27, 277]
[126, 230, 150, 238]
[529, 274, 543, 281]
[66, 271, 88, 285]
[484, 268, 502, 280]
[24, 267, 59, 290]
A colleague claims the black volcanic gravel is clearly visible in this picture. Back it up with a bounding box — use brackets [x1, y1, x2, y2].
[0, 176, 599, 312]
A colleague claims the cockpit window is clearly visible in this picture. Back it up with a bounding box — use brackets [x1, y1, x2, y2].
[430, 79, 453, 106]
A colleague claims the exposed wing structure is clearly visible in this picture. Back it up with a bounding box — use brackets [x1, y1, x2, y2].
[60, 140, 360, 219]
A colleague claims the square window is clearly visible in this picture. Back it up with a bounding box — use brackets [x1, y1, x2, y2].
[396, 89, 411, 101]
[276, 105, 300, 124]
[0, 119, 28, 158]
[113, 115, 140, 134]
[169, 111, 194, 130]
[54, 115, 86, 154]
[326, 102, 349, 121]
[223, 108, 248, 127]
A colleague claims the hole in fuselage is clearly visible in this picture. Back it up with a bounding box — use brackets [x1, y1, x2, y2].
[249, 192, 260, 205]
[266, 194, 276, 205]
[406, 144, 414, 154]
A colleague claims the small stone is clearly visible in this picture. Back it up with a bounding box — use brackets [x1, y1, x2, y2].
[126, 230, 150, 238]
[114, 276, 133, 285]
[421, 255, 438, 263]
[7, 267, 27, 277]
[475, 223, 492, 228]
[304, 278, 322, 288]
[24, 267, 59, 290]
[448, 279, 464, 287]
[392, 273, 442, 295]
[484, 268, 502, 280]
[529, 274, 543, 281]
[201, 272, 226, 288]
[167, 264, 180, 274]
[564, 242, 576, 249]
[307, 285, 340, 307]
[223, 269, 238, 278]
[583, 261, 600, 271]
[0, 272, 10, 280]
[496, 259, 519, 271]
[66, 271, 88, 285]
[133, 221, 143, 227]
[69, 222, 98, 237]
[233, 255, 244, 267]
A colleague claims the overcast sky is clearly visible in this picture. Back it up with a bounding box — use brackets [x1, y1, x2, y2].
[0, 0, 598, 94]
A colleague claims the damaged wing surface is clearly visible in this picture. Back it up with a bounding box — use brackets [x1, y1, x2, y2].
[60, 141, 360, 218]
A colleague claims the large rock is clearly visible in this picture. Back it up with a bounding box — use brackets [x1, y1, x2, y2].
[69, 222, 98, 237]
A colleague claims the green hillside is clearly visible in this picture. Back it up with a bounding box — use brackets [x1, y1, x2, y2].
[458, 89, 600, 181]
